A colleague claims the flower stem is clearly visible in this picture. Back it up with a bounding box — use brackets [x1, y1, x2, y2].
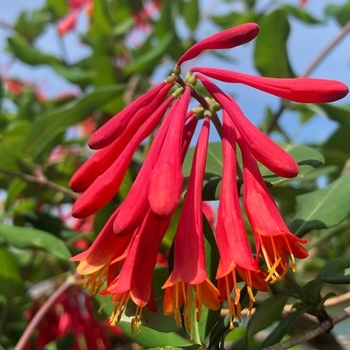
[14, 273, 77, 350]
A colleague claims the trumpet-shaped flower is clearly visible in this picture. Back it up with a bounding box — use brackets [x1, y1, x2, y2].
[238, 132, 308, 283]
[71, 210, 132, 295]
[69, 22, 348, 335]
[215, 111, 268, 328]
[163, 117, 220, 337]
[101, 209, 170, 333]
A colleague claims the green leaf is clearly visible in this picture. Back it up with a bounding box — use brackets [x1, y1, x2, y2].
[258, 306, 311, 349]
[52, 64, 96, 87]
[317, 256, 350, 284]
[0, 245, 25, 300]
[246, 294, 289, 345]
[124, 33, 174, 75]
[183, 143, 325, 201]
[183, 0, 200, 32]
[21, 84, 125, 159]
[283, 4, 323, 24]
[15, 10, 48, 40]
[7, 36, 61, 66]
[289, 171, 350, 237]
[118, 321, 190, 348]
[254, 9, 294, 77]
[0, 224, 71, 260]
[90, 0, 112, 35]
[325, 2, 350, 27]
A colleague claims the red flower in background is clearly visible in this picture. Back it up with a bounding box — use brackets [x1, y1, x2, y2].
[57, 0, 93, 36]
[25, 286, 114, 350]
[69, 22, 348, 332]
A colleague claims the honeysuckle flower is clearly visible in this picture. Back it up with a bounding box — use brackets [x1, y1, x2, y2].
[26, 286, 113, 350]
[148, 86, 192, 218]
[70, 85, 173, 193]
[190, 67, 349, 103]
[176, 22, 259, 66]
[88, 81, 173, 149]
[70, 21, 349, 335]
[113, 113, 198, 236]
[101, 209, 170, 333]
[195, 73, 299, 178]
[71, 210, 132, 295]
[215, 111, 268, 329]
[57, 0, 93, 36]
[72, 94, 174, 218]
[162, 117, 220, 337]
[237, 130, 308, 283]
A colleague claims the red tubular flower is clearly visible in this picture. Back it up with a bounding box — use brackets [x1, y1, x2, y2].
[148, 86, 191, 218]
[163, 117, 220, 336]
[72, 95, 174, 218]
[113, 112, 198, 236]
[71, 210, 132, 295]
[238, 131, 308, 283]
[58, 10, 79, 36]
[88, 81, 172, 149]
[70, 86, 174, 193]
[190, 67, 349, 103]
[26, 286, 113, 350]
[101, 209, 170, 333]
[215, 111, 267, 328]
[196, 73, 299, 178]
[176, 23, 259, 66]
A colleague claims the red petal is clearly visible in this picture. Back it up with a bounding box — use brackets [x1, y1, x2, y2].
[177, 23, 259, 66]
[191, 67, 348, 103]
[196, 74, 299, 178]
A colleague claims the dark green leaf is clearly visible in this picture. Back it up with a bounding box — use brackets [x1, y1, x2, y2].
[289, 171, 350, 237]
[246, 294, 289, 345]
[283, 4, 323, 24]
[124, 33, 174, 75]
[183, 0, 200, 32]
[258, 306, 311, 349]
[52, 64, 96, 87]
[325, 3, 350, 27]
[183, 142, 325, 201]
[7, 36, 61, 66]
[0, 245, 25, 300]
[0, 224, 71, 260]
[21, 84, 125, 159]
[317, 256, 350, 284]
[254, 9, 295, 77]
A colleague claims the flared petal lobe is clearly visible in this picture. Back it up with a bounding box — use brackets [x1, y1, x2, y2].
[190, 67, 349, 103]
[238, 132, 308, 282]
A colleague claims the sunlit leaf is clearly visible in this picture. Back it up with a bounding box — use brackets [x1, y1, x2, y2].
[290, 171, 350, 237]
[254, 8, 295, 77]
[0, 224, 71, 260]
[7, 36, 61, 66]
[21, 84, 125, 159]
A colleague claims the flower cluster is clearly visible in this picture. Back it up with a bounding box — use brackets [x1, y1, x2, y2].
[70, 22, 348, 335]
[25, 286, 117, 350]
